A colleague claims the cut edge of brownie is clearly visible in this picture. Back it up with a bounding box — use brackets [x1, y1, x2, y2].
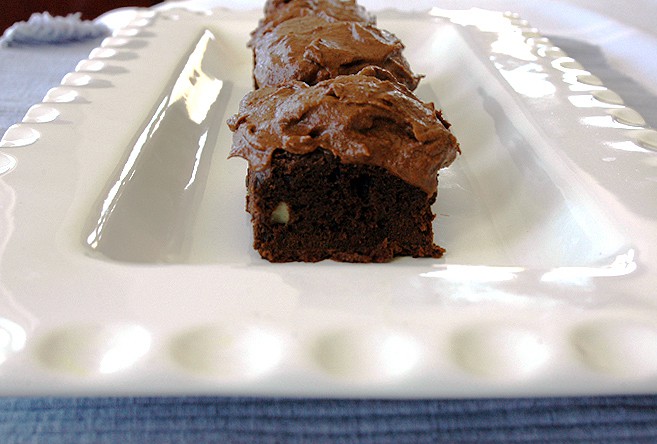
[246, 148, 443, 263]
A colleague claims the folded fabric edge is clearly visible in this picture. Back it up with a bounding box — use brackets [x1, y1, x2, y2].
[0, 12, 110, 48]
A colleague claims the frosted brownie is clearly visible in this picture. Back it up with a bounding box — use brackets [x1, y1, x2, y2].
[250, 0, 375, 45]
[251, 15, 420, 90]
[227, 68, 460, 262]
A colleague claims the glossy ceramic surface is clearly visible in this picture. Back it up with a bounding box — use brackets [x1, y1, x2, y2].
[0, 6, 656, 397]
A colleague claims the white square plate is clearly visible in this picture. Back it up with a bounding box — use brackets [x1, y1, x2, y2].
[1, 6, 656, 397]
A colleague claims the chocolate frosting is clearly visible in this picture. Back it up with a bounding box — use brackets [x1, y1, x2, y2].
[251, 16, 420, 91]
[228, 69, 460, 194]
[251, 0, 375, 44]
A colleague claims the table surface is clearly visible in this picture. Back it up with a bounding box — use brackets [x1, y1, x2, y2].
[1, 0, 657, 442]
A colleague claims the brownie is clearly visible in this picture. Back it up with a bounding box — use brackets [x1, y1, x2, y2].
[227, 69, 460, 262]
[251, 15, 420, 90]
[262, 0, 373, 18]
[250, 0, 375, 45]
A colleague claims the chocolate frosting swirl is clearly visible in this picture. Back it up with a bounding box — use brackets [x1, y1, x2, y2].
[252, 16, 421, 91]
[228, 69, 460, 194]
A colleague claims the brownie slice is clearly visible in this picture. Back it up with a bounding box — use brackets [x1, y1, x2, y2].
[251, 15, 420, 90]
[250, 0, 375, 45]
[227, 69, 460, 263]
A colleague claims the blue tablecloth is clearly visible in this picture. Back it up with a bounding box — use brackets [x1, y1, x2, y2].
[2, 2, 657, 442]
[1, 395, 657, 442]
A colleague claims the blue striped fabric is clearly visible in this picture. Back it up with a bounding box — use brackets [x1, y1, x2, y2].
[0, 396, 656, 443]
